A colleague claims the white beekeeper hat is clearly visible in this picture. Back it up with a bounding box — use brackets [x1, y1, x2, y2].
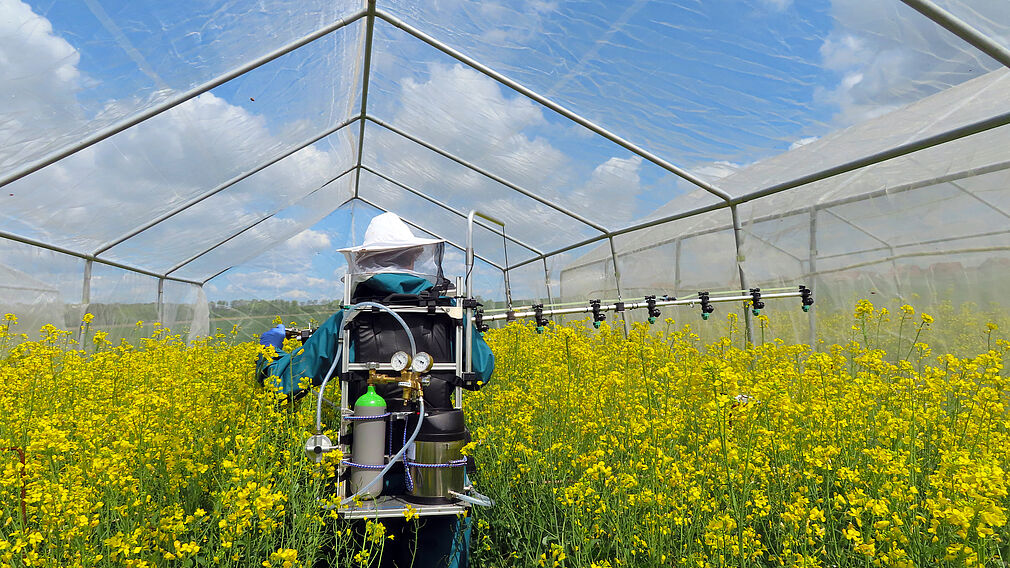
[338, 212, 443, 253]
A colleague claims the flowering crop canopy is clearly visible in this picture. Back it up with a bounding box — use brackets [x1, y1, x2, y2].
[1, 0, 1009, 342]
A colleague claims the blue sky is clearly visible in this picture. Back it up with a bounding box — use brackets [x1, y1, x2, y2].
[1, 0, 1004, 304]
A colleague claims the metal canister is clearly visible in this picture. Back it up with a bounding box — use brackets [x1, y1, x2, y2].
[405, 409, 468, 504]
[350, 385, 386, 499]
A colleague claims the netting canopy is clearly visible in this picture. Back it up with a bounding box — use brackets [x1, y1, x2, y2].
[2, 0, 1009, 341]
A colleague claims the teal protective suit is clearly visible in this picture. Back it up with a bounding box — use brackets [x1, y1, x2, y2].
[257, 274, 494, 395]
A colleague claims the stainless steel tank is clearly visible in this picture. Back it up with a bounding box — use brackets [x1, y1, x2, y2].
[405, 409, 468, 504]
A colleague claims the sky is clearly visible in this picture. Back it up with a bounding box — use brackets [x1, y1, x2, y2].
[0, 0, 1007, 306]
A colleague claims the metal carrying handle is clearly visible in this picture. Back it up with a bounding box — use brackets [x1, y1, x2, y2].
[466, 210, 511, 376]
[465, 210, 510, 306]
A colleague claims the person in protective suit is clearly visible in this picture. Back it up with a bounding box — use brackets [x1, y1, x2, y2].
[256, 212, 493, 568]
[257, 212, 493, 396]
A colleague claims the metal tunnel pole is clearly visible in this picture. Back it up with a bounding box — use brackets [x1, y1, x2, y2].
[352, 0, 377, 198]
[730, 205, 753, 343]
[157, 278, 166, 325]
[542, 257, 556, 323]
[899, 0, 1010, 70]
[608, 236, 629, 334]
[78, 259, 93, 344]
[807, 208, 818, 349]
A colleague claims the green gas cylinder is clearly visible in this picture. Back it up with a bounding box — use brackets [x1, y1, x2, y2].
[350, 385, 386, 499]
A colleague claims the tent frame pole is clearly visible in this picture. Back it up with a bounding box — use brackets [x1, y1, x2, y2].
[157, 278, 165, 324]
[731, 205, 753, 343]
[807, 208, 817, 349]
[352, 0, 378, 199]
[899, 0, 1010, 69]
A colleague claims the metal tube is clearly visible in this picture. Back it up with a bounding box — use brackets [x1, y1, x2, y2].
[482, 286, 802, 313]
[352, 0, 378, 199]
[480, 291, 803, 322]
[730, 205, 753, 343]
[674, 238, 682, 293]
[465, 210, 509, 299]
[374, 9, 734, 204]
[466, 210, 510, 376]
[899, 0, 1010, 70]
[607, 236, 629, 334]
[807, 208, 817, 349]
[366, 116, 611, 234]
[542, 257, 555, 323]
[94, 115, 361, 255]
[78, 259, 94, 344]
[157, 278, 165, 324]
[0, 9, 368, 191]
[82, 259, 93, 307]
[360, 166, 543, 255]
[164, 168, 357, 276]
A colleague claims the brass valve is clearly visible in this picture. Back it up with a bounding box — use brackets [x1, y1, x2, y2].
[368, 368, 424, 401]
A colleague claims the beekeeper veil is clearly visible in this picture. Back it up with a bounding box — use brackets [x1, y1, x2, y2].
[339, 213, 446, 287]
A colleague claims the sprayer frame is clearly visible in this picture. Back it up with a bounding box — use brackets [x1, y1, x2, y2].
[333, 275, 470, 520]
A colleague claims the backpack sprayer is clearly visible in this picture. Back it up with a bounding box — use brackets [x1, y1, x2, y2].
[303, 212, 501, 520]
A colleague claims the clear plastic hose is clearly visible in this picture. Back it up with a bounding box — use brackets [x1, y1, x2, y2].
[315, 301, 417, 434]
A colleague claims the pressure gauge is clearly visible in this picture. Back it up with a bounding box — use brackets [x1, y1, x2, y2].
[390, 351, 411, 372]
[411, 352, 434, 374]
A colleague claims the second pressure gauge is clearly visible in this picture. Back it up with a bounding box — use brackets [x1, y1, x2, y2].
[390, 351, 411, 372]
[411, 352, 434, 373]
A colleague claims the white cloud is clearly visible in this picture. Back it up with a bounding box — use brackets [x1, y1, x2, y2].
[0, 0, 84, 170]
[282, 228, 331, 252]
[788, 136, 819, 150]
[693, 160, 743, 181]
[366, 63, 645, 253]
[816, 0, 1003, 125]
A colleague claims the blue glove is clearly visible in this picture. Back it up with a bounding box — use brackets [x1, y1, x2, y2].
[260, 324, 285, 351]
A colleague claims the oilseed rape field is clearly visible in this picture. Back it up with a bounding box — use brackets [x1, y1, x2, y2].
[3, 302, 1010, 567]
